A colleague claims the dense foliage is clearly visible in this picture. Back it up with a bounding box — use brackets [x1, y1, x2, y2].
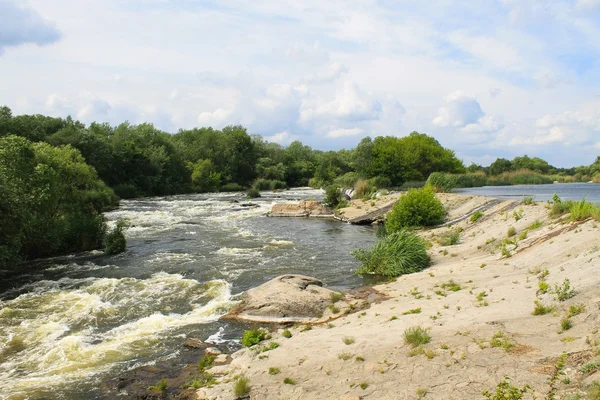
[104, 219, 128, 255]
[386, 186, 446, 231]
[354, 230, 430, 276]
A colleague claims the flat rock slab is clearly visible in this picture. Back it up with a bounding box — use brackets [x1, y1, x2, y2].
[268, 200, 333, 218]
[224, 274, 338, 323]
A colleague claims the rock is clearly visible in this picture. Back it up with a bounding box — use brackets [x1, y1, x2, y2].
[213, 354, 228, 365]
[183, 337, 206, 349]
[268, 201, 333, 218]
[583, 370, 600, 387]
[224, 274, 338, 323]
[206, 365, 231, 375]
[204, 347, 222, 356]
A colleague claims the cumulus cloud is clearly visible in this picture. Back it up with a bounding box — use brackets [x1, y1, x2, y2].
[0, 0, 62, 54]
[326, 127, 363, 138]
[197, 108, 233, 126]
[433, 91, 485, 128]
[302, 63, 348, 84]
[300, 82, 382, 123]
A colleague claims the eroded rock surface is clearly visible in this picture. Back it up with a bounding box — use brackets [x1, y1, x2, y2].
[268, 200, 333, 218]
[224, 274, 338, 323]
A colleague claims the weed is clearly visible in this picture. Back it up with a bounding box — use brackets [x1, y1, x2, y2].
[389, 315, 398, 321]
[518, 230, 528, 240]
[533, 300, 555, 315]
[567, 304, 585, 318]
[582, 361, 600, 374]
[439, 229, 461, 246]
[338, 352, 353, 360]
[527, 220, 543, 230]
[242, 329, 267, 347]
[490, 331, 516, 352]
[148, 378, 168, 392]
[555, 278, 576, 301]
[416, 387, 429, 399]
[184, 373, 217, 389]
[282, 329, 292, 339]
[343, 336, 355, 345]
[404, 326, 431, 347]
[538, 281, 549, 294]
[559, 318, 573, 333]
[268, 367, 280, 375]
[300, 325, 312, 332]
[402, 307, 422, 315]
[522, 196, 535, 205]
[471, 211, 484, 222]
[359, 382, 369, 390]
[440, 279, 462, 292]
[476, 291, 487, 302]
[355, 355, 365, 361]
[513, 209, 523, 221]
[283, 377, 295, 385]
[507, 227, 517, 237]
[330, 292, 344, 303]
[482, 376, 531, 400]
[329, 304, 340, 313]
[441, 344, 449, 350]
[198, 355, 216, 372]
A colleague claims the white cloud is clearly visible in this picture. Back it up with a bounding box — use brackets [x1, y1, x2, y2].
[575, 0, 600, 11]
[302, 63, 348, 84]
[433, 91, 485, 128]
[197, 108, 232, 126]
[326, 127, 363, 138]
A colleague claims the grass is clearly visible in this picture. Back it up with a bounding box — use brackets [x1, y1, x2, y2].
[490, 331, 516, 352]
[527, 219, 543, 230]
[522, 196, 535, 205]
[198, 355, 216, 372]
[148, 378, 168, 392]
[532, 300, 555, 315]
[403, 326, 431, 347]
[476, 291, 487, 302]
[582, 360, 600, 374]
[567, 304, 585, 318]
[402, 307, 422, 315]
[330, 292, 344, 303]
[507, 226, 517, 237]
[470, 211, 484, 222]
[338, 352, 353, 360]
[538, 281, 549, 294]
[518, 230, 528, 240]
[416, 388, 428, 399]
[359, 382, 369, 390]
[407, 346, 437, 359]
[355, 355, 365, 361]
[559, 318, 573, 333]
[282, 329, 292, 339]
[300, 325, 312, 332]
[354, 229, 430, 277]
[283, 377, 295, 385]
[439, 228, 461, 246]
[342, 336, 355, 345]
[241, 329, 267, 347]
[268, 367, 280, 375]
[440, 279, 462, 292]
[482, 377, 531, 400]
[257, 342, 279, 353]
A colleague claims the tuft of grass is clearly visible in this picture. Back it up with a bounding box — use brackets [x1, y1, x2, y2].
[300, 325, 312, 332]
[330, 292, 344, 303]
[241, 329, 267, 347]
[470, 211, 484, 223]
[404, 326, 431, 347]
[490, 331, 516, 352]
[402, 307, 422, 315]
[232, 376, 250, 397]
[527, 219, 543, 230]
[148, 378, 168, 392]
[507, 226, 517, 237]
[268, 367, 280, 375]
[559, 318, 573, 333]
[359, 382, 369, 390]
[416, 387, 429, 399]
[282, 329, 292, 339]
[355, 355, 365, 361]
[518, 230, 528, 240]
[440, 279, 462, 292]
[532, 300, 555, 315]
[522, 196, 535, 205]
[283, 377, 295, 385]
[567, 304, 585, 318]
[338, 352, 353, 360]
[582, 361, 600, 374]
[198, 355, 216, 372]
[354, 230, 430, 277]
[342, 336, 355, 345]
[439, 228, 461, 246]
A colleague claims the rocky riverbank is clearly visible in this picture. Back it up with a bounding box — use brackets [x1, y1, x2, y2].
[197, 193, 600, 399]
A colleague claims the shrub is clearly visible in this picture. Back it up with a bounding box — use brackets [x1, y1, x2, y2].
[253, 178, 271, 190]
[283, 377, 295, 385]
[353, 179, 374, 200]
[570, 198, 600, 221]
[426, 172, 457, 192]
[470, 211, 484, 222]
[241, 329, 267, 347]
[221, 183, 246, 192]
[369, 175, 392, 189]
[333, 172, 361, 187]
[270, 180, 287, 190]
[403, 326, 431, 347]
[325, 185, 343, 208]
[246, 188, 261, 199]
[268, 367, 280, 375]
[532, 300, 555, 315]
[148, 378, 168, 392]
[386, 186, 446, 231]
[587, 381, 600, 400]
[282, 329, 292, 338]
[507, 227, 516, 237]
[353, 230, 430, 277]
[104, 219, 127, 255]
[233, 375, 250, 397]
[439, 228, 461, 246]
[554, 278, 575, 301]
[113, 183, 138, 199]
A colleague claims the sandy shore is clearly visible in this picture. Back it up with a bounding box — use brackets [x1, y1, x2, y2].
[199, 194, 600, 399]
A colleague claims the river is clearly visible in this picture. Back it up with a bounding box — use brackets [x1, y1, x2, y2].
[0, 188, 379, 400]
[454, 182, 600, 203]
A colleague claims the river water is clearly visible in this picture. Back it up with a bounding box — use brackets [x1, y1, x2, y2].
[0, 188, 380, 400]
[454, 182, 600, 203]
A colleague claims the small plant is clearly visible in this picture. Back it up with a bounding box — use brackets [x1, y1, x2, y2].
[343, 336, 355, 345]
[198, 355, 216, 372]
[257, 341, 279, 353]
[490, 331, 516, 352]
[538, 281, 549, 294]
[554, 278, 575, 301]
[476, 291, 487, 302]
[513, 209, 523, 221]
[482, 376, 531, 400]
[359, 382, 369, 390]
[507, 226, 517, 237]
[300, 325, 312, 332]
[268, 367, 280, 375]
[582, 361, 600, 375]
[439, 228, 461, 246]
[522, 196, 535, 205]
[440, 279, 462, 292]
[527, 220, 543, 230]
[105, 219, 128, 255]
[567, 304, 585, 318]
[471, 211, 484, 222]
[389, 315, 398, 321]
[148, 378, 168, 392]
[282, 329, 292, 339]
[233, 375, 250, 397]
[402, 307, 422, 315]
[404, 326, 431, 347]
[355, 355, 365, 361]
[241, 329, 267, 347]
[329, 304, 340, 313]
[330, 292, 344, 303]
[559, 318, 573, 333]
[416, 387, 428, 399]
[532, 300, 555, 315]
[338, 352, 353, 360]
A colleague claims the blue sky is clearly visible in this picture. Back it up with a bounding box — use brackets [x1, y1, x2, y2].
[1, 0, 599, 167]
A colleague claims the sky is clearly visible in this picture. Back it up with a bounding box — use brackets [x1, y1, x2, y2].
[1, 0, 599, 167]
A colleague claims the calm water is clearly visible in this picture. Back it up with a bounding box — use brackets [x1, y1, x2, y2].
[454, 183, 600, 203]
[0, 188, 380, 400]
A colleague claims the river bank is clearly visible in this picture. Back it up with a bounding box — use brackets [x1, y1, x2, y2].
[199, 193, 600, 399]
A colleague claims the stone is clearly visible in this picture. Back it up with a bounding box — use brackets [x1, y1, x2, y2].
[268, 201, 333, 218]
[213, 354, 228, 365]
[183, 337, 206, 349]
[204, 347, 222, 356]
[224, 274, 338, 323]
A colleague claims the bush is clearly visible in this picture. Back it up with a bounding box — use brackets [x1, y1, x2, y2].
[439, 228, 461, 246]
[104, 219, 127, 255]
[369, 175, 392, 189]
[233, 375, 250, 398]
[325, 185, 344, 208]
[220, 183, 246, 192]
[253, 178, 271, 190]
[352, 179, 375, 199]
[246, 188, 261, 199]
[270, 180, 287, 190]
[113, 183, 138, 199]
[333, 172, 361, 187]
[507, 227, 516, 237]
[470, 211, 484, 222]
[241, 329, 267, 347]
[354, 230, 430, 277]
[386, 185, 446, 232]
[426, 172, 457, 193]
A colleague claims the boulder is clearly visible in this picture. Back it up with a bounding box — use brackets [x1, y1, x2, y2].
[224, 274, 337, 323]
[204, 347, 222, 356]
[268, 201, 333, 218]
[183, 337, 206, 349]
